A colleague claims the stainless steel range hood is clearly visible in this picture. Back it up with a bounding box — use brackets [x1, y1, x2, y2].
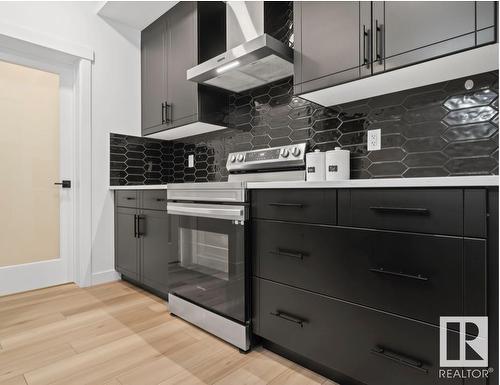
[186, 1, 293, 93]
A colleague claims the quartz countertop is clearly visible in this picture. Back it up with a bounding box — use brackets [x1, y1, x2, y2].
[109, 175, 498, 191]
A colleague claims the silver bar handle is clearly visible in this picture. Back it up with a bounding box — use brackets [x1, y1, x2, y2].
[167, 202, 246, 221]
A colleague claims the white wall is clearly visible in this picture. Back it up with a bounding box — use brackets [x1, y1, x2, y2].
[0, 1, 141, 284]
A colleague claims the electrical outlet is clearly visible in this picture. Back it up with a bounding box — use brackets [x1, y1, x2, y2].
[367, 129, 381, 151]
[188, 154, 194, 168]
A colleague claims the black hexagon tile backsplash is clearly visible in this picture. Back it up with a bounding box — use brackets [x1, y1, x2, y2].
[110, 70, 499, 185]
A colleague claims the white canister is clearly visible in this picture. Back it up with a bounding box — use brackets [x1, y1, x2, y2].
[306, 149, 325, 181]
[325, 147, 350, 181]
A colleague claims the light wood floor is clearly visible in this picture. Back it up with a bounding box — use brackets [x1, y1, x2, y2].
[0, 281, 339, 385]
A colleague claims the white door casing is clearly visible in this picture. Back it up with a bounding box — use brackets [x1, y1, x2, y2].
[0, 23, 93, 295]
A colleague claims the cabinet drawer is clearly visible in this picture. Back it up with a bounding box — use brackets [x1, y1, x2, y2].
[142, 190, 168, 210]
[115, 191, 139, 208]
[251, 189, 336, 224]
[253, 220, 478, 325]
[338, 189, 463, 235]
[256, 279, 461, 385]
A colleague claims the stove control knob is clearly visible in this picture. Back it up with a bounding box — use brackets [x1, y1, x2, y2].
[280, 148, 290, 158]
[237, 154, 244, 162]
[230, 155, 236, 163]
[291, 146, 301, 157]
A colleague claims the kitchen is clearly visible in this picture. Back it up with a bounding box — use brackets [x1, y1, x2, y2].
[0, 1, 498, 385]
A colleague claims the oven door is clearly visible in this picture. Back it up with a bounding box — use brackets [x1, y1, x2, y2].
[167, 202, 248, 324]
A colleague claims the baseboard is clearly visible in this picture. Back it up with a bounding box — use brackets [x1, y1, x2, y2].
[91, 269, 121, 285]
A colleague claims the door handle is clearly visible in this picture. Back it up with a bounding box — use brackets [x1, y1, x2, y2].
[54, 180, 71, 188]
[165, 102, 171, 123]
[268, 202, 304, 208]
[270, 311, 307, 327]
[137, 215, 145, 237]
[161, 102, 166, 124]
[133, 214, 138, 238]
[369, 267, 429, 282]
[363, 25, 371, 69]
[375, 20, 384, 64]
[270, 248, 307, 260]
[371, 346, 428, 374]
[369, 206, 430, 215]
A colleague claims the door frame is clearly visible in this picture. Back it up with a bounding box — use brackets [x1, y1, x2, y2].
[0, 22, 93, 294]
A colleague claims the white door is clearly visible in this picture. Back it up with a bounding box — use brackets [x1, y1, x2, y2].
[0, 55, 75, 296]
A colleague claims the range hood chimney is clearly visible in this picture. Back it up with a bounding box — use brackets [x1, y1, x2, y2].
[187, 1, 294, 93]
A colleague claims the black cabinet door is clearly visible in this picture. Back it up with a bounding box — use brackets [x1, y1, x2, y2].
[251, 189, 336, 225]
[476, 1, 497, 45]
[379, 1, 476, 72]
[140, 209, 170, 297]
[338, 188, 464, 236]
[256, 278, 461, 385]
[294, 1, 364, 94]
[253, 220, 468, 326]
[166, 2, 198, 128]
[141, 16, 167, 135]
[115, 190, 138, 208]
[115, 207, 139, 280]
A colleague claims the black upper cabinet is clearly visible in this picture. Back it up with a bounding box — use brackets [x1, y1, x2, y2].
[477, 1, 497, 44]
[165, 2, 197, 128]
[141, 2, 228, 137]
[377, 1, 477, 73]
[294, 1, 497, 94]
[141, 18, 167, 133]
[293, 2, 364, 94]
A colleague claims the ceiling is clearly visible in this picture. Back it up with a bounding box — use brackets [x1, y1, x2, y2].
[97, 1, 178, 30]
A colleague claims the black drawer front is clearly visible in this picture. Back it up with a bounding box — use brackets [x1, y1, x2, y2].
[251, 189, 336, 224]
[253, 220, 477, 325]
[256, 279, 461, 385]
[115, 190, 138, 208]
[338, 189, 463, 235]
[142, 190, 168, 211]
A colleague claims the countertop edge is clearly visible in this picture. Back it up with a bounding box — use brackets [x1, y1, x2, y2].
[109, 185, 168, 190]
[246, 175, 499, 189]
[109, 176, 499, 190]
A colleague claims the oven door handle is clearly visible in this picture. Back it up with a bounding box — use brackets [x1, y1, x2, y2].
[167, 202, 247, 221]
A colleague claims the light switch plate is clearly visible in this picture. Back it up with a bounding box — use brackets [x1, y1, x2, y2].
[367, 129, 381, 151]
[188, 154, 194, 168]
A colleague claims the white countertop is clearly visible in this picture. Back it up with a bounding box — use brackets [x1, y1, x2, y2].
[109, 175, 499, 191]
[109, 185, 167, 190]
[246, 175, 499, 189]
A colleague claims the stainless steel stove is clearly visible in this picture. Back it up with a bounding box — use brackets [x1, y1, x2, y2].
[226, 142, 307, 182]
[166, 143, 306, 351]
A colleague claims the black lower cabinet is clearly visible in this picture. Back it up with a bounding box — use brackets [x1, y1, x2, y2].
[253, 220, 483, 326]
[115, 207, 140, 281]
[251, 188, 496, 385]
[140, 210, 173, 297]
[115, 191, 173, 298]
[255, 278, 461, 385]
